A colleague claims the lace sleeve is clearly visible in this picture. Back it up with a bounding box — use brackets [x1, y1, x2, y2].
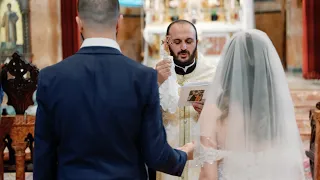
[194, 145, 230, 167]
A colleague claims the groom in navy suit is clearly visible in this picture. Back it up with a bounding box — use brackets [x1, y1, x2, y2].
[33, 0, 194, 179]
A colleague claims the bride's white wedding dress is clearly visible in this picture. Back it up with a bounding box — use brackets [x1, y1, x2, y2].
[192, 30, 308, 180]
[215, 148, 306, 180]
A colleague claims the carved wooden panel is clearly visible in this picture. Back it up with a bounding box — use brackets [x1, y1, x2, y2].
[117, 16, 143, 62]
[255, 12, 286, 68]
[255, 0, 282, 12]
[0, 115, 35, 180]
[1, 52, 39, 114]
[0, 116, 14, 180]
[314, 102, 320, 180]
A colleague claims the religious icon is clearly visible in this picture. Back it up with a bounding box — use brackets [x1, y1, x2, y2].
[0, 0, 31, 64]
[187, 90, 205, 102]
[1, 3, 19, 49]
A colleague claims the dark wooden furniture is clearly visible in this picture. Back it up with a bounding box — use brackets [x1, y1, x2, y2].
[306, 102, 320, 180]
[1, 52, 38, 114]
[0, 52, 38, 180]
[0, 116, 14, 180]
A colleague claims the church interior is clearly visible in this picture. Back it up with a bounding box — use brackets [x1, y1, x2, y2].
[0, 0, 319, 179]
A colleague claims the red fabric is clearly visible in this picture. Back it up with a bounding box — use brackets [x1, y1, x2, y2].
[61, 0, 79, 59]
[302, 0, 320, 79]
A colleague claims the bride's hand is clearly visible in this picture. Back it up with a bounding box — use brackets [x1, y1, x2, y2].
[177, 142, 195, 160]
[192, 101, 205, 114]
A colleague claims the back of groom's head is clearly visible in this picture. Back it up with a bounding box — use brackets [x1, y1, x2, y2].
[77, 0, 120, 28]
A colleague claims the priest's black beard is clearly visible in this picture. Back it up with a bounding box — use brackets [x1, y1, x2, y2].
[169, 46, 197, 67]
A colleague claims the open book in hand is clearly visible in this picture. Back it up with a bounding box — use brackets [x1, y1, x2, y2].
[178, 82, 210, 107]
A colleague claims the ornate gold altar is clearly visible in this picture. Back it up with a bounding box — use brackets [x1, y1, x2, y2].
[142, 0, 253, 67]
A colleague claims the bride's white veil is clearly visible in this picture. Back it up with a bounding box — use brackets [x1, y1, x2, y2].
[192, 29, 306, 180]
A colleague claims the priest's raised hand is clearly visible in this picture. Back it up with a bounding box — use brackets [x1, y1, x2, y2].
[156, 59, 172, 85]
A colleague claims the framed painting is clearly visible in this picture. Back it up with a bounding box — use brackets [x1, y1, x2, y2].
[254, 0, 282, 13]
[0, 0, 32, 63]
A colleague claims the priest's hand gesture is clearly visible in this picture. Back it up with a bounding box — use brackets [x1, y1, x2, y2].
[155, 60, 172, 85]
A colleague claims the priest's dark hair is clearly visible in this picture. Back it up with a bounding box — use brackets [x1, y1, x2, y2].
[166, 20, 198, 41]
[77, 0, 120, 27]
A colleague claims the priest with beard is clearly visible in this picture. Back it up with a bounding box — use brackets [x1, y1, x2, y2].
[149, 20, 216, 180]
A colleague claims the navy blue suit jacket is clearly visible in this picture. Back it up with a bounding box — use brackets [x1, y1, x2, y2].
[33, 47, 187, 180]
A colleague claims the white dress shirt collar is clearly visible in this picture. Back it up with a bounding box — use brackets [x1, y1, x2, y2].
[80, 38, 121, 52]
[174, 59, 196, 73]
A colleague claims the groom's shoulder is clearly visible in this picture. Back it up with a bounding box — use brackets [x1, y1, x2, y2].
[122, 56, 157, 78]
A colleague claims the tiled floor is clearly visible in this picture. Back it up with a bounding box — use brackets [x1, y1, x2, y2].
[4, 173, 33, 180]
[287, 72, 320, 90]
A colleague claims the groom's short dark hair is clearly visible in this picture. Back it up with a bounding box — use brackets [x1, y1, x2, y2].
[77, 0, 120, 27]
